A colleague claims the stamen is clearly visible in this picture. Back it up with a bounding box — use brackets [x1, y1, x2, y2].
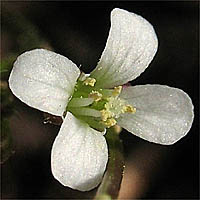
[100, 109, 113, 121]
[112, 86, 122, 97]
[123, 105, 136, 113]
[104, 118, 117, 128]
[88, 91, 102, 102]
[83, 77, 96, 87]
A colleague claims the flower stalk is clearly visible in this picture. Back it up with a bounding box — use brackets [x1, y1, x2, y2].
[94, 126, 124, 200]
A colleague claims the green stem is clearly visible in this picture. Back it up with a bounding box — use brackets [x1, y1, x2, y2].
[94, 127, 125, 200]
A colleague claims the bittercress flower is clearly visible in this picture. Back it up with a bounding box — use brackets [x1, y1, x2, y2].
[8, 8, 194, 191]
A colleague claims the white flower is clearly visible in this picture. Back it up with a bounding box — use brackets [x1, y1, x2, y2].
[8, 8, 194, 191]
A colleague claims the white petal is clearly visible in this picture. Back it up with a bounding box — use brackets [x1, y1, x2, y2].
[9, 49, 80, 116]
[117, 85, 194, 145]
[90, 8, 158, 88]
[51, 112, 108, 191]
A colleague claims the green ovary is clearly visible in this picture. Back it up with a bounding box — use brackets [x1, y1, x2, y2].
[66, 76, 136, 131]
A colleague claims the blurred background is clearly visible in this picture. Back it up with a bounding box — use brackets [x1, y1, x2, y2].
[1, 1, 199, 199]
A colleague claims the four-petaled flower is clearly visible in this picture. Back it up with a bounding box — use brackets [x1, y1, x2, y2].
[8, 8, 194, 191]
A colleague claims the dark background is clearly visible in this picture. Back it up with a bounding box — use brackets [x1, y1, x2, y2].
[1, 1, 199, 199]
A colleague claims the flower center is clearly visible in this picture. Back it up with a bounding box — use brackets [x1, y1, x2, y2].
[66, 73, 136, 131]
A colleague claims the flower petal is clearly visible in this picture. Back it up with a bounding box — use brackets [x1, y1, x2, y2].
[90, 8, 158, 88]
[9, 49, 80, 116]
[51, 112, 108, 191]
[117, 85, 194, 145]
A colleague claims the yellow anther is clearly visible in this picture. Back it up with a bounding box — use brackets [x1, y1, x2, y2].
[104, 118, 117, 128]
[83, 77, 96, 87]
[112, 86, 122, 97]
[123, 105, 136, 113]
[100, 109, 113, 121]
[88, 91, 102, 102]
[101, 110, 111, 121]
[100, 110, 107, 121]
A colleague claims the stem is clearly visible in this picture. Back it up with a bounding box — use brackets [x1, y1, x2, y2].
[94, 126, 125, 200]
